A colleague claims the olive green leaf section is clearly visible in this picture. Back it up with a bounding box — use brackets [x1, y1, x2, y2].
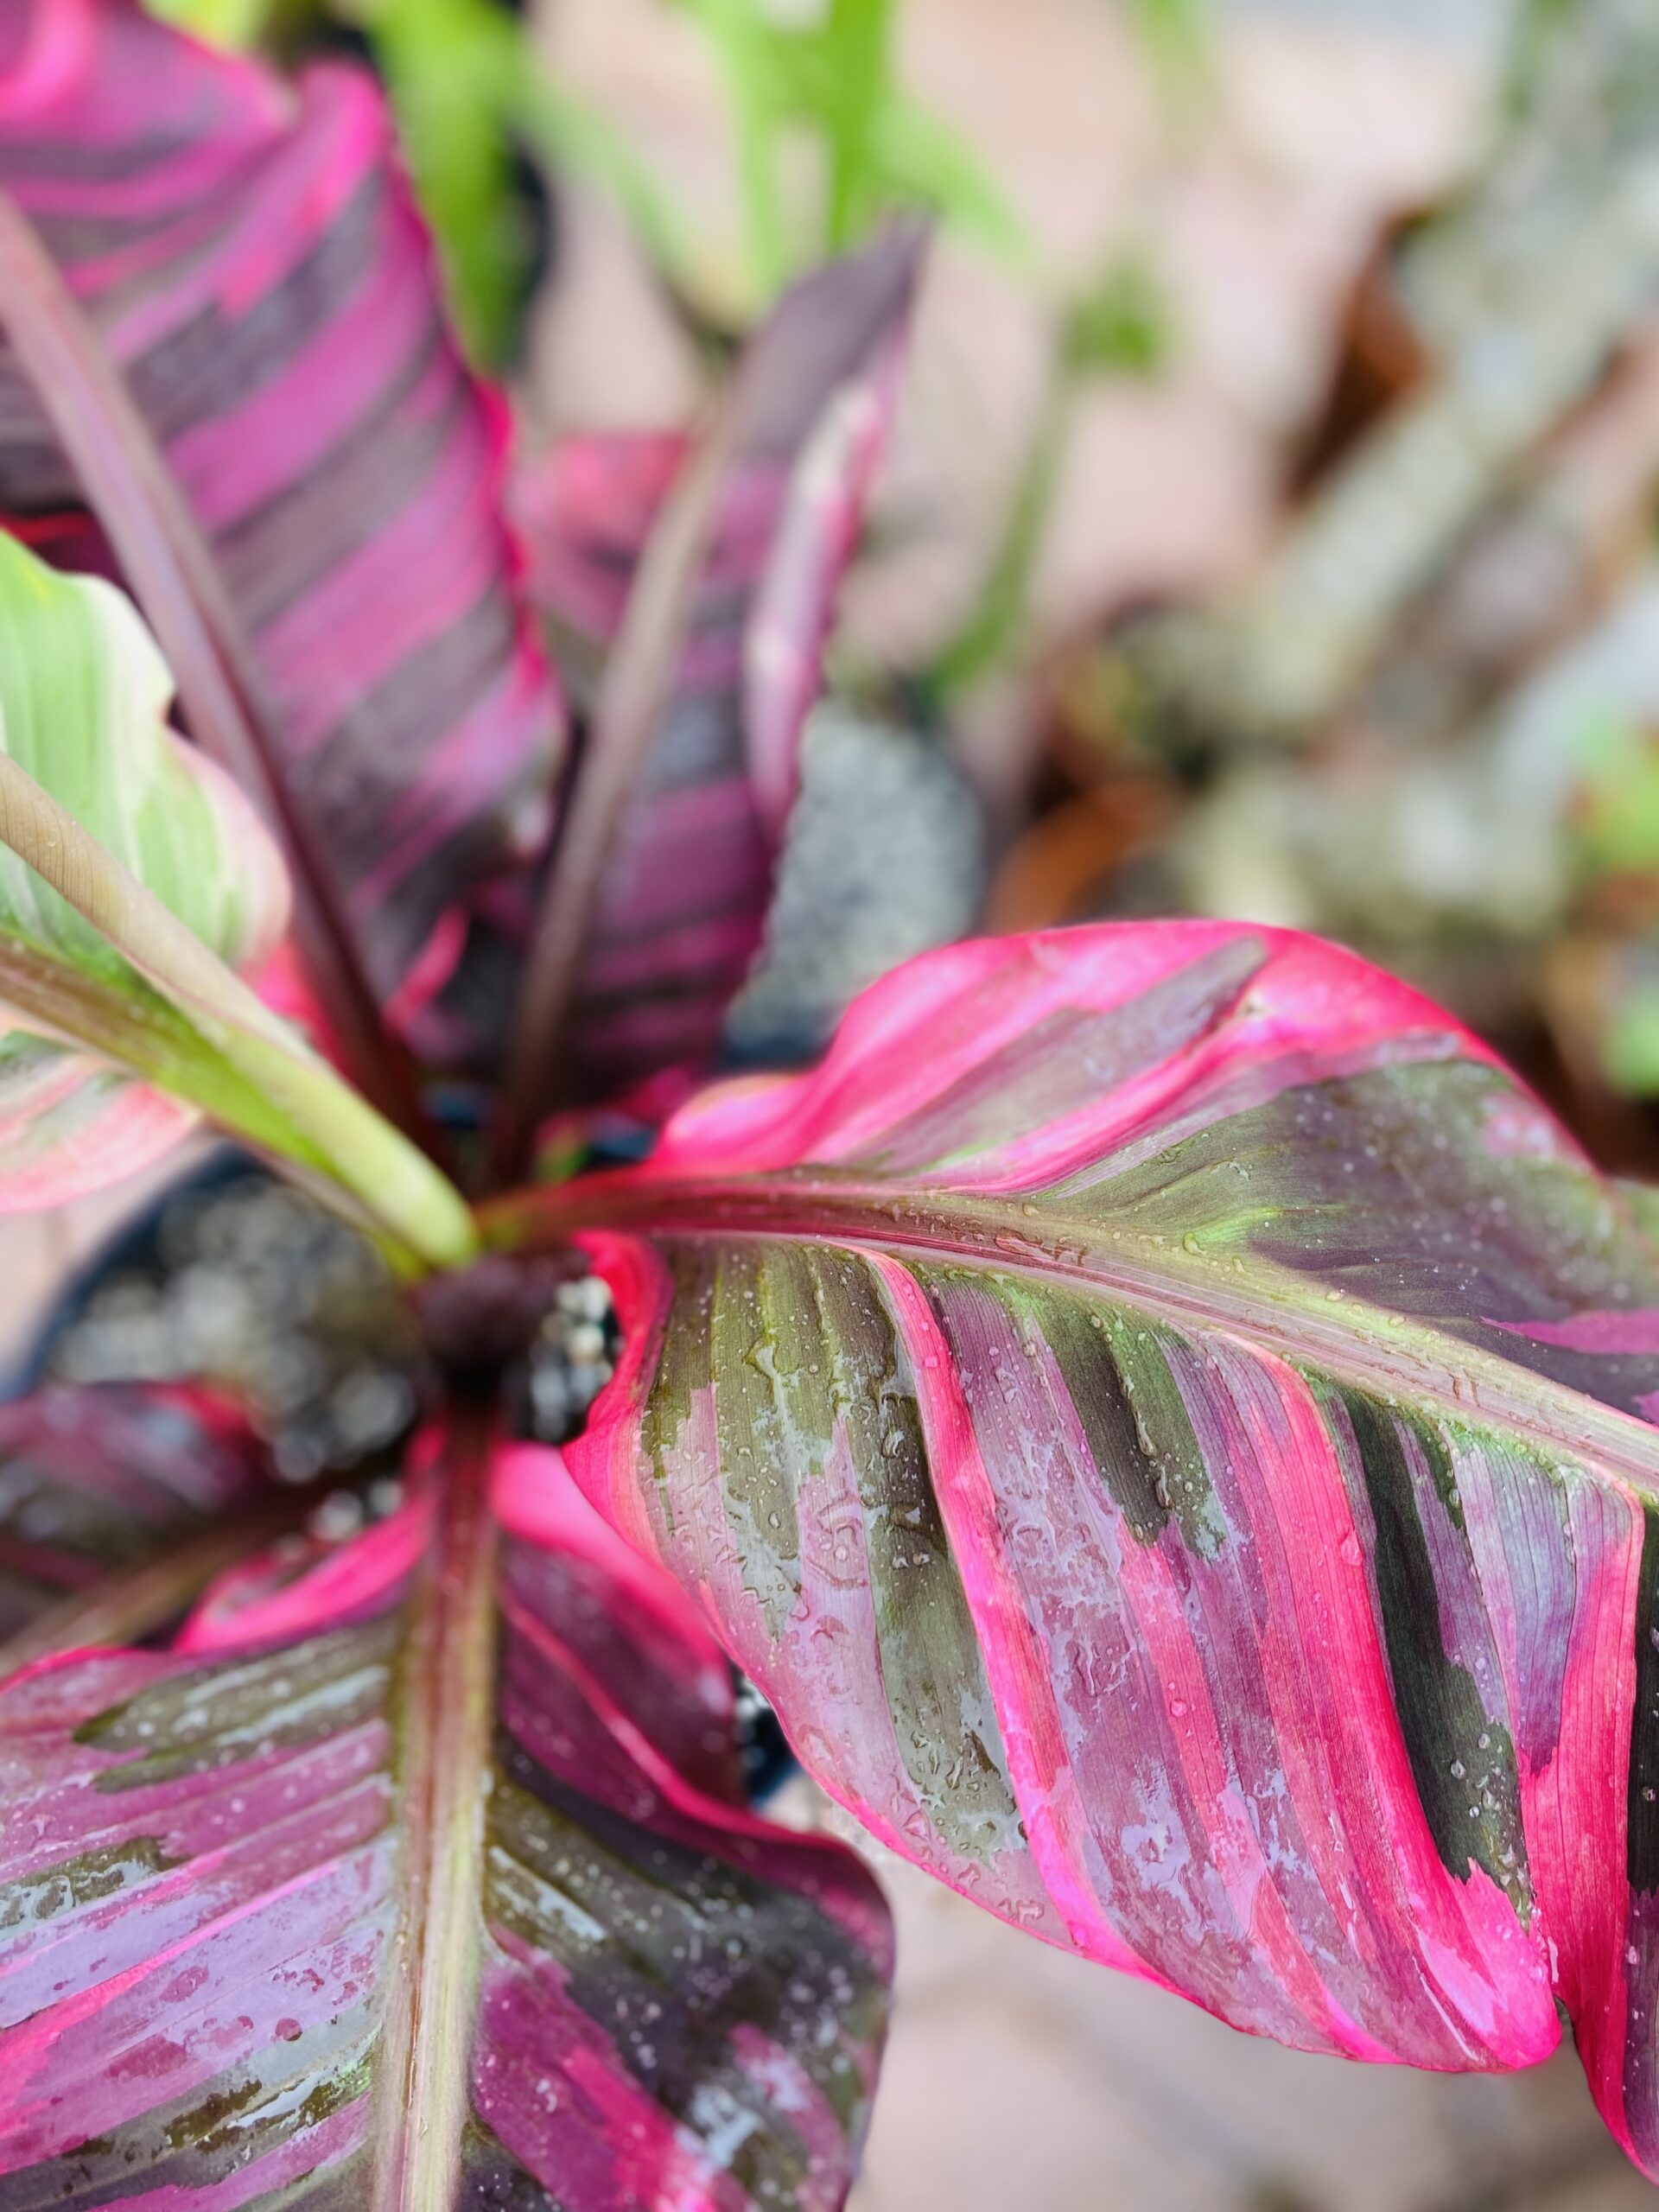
[0, 534, 474, 1268]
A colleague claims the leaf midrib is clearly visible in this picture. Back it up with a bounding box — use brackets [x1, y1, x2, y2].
[511, 1172, 1659, 1502]
[372, 1412, 499, 2212]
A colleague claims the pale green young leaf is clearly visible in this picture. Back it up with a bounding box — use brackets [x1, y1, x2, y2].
[0, 534, 289, 983]
[0, 536, 287, 1214]
[0, 536, 475, 1271]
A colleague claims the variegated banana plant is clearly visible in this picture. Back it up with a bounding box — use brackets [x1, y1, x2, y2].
[7, 1, 1659, 2205]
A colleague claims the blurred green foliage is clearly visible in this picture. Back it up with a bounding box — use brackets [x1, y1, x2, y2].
[147, 0, 274, 38]
[1572, 715, 1659, 887]
[1567, 716, 1659, 1096]
[1124, 0, 1213, 118]
[1605, 982, 1659, 1093]
[670, 0, 1027, 312]
[357, 0, 545, 364]
[1062, 248, 1173, 381]
[927, 246, 1176, 709]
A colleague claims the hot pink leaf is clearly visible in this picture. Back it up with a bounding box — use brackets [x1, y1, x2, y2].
[0, 0, 564, 1029]
[492, 1438, 747, 1806]
[486, 232, 919, 1103]
[492, 918, 1659, 2181]
[0, 1431, 891, 2208]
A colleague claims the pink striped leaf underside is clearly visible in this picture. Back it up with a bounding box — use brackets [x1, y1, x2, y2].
[485, 231, 919, 1103]
[0, 1382, 268, 1658]
[0, 1435, 891, 2210]
[0, 1034, 196, 1216]
[0, 0, 563, 1025]
[519, 918, 1659, 2182]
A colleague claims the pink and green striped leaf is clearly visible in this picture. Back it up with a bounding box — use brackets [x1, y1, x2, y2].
[488, 232, 919, 1104]
[0, 0, 564, 1029]
[0, 1432, 891, 2208]
[500, 918, 1659, 2182]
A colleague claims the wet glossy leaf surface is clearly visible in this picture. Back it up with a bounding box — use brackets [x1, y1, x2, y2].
[0, 1439, 890, 2209]
[525, 918, 1659, 2181]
